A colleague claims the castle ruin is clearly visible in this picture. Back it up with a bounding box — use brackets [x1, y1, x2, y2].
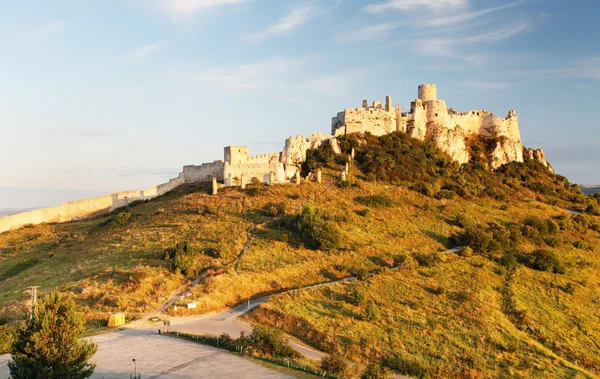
[0, 84, 552, 233]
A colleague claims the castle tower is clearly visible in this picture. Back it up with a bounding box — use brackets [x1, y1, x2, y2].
[362, 99, 369, 108]
[224, 146, 249, 165]
[418, 84, 437, 102]
[385, 96, 392, 112]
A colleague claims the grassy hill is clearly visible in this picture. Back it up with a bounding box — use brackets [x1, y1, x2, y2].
[1, 132, 599, 378]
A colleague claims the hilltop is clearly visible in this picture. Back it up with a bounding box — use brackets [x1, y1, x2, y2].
[1, 129, 599, 377]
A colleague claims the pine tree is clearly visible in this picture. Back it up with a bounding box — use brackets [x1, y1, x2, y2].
[8, 291, 97, 379]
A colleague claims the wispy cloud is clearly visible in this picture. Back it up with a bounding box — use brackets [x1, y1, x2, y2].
[365, 0, 466, 13]
[245, 3, 340, 41]
[129, 40, 170, 61]
[425, 0, 525, 26]
[336, 22, 400, 43]
[20, 21, 66, 44]
[157, 0, 249, 20]
[181, 56, 377, 98]
[405, 20, 529, 61]
[189, 57, 306, 90]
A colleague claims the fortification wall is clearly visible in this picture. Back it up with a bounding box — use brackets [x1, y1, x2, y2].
[246, 152, 280, 163]
[0, 172, 187, 234]
[223, 162, 286, 184]
[183, 161, 224, 183]
[332, 107, 397, 137]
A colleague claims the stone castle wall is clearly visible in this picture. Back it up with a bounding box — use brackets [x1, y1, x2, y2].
[183, 161, 224, 183]
[0, 173, 185, 234]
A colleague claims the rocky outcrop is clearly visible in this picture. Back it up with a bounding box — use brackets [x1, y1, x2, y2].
[524, 148, 554, 173]
[281, 133, 340, 166]
[425, 125, 470, 165]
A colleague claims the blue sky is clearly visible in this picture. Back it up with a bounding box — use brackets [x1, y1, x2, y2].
[1, 0, 599, 208]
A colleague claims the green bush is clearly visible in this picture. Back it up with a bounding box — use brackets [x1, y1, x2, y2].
[499, 251, 518, 271]
[105, 211, 133, 230]
[264, 202, 287, 217]
[244, 326, 299, 359]
[383, 354, 430, 378]
[164, 241, 197, 276]
[294, 205, 342, 251]
[0, 324, 14, 354]
[529, 249, 564, 274]
[354, 195, 394, 209]
[456, 226, 493, 253]
[321, 352, 348, 376]
[356, 208, 371, 217]
[364, 300, 380, 321]
[573, 240, 588, 249]
[361, 363, 389, 379]
[350, 267, 371, 281]
[347, 283, 368, 305]
[414, 253, 439, 267]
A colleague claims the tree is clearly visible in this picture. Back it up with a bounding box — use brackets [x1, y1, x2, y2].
[9, 292, 97, 379]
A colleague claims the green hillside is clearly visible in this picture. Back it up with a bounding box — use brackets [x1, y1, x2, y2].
[1, 132, 599, 378]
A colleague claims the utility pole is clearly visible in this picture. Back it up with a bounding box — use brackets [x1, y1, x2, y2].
[24, 286, 40, 319]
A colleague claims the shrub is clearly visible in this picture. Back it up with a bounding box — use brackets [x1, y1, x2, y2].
[364, 300, 380, 321]
[354, 195, 394, 209]
[544, 237, 562, 248]
[164, 241, 197, 276]
[456, 226, 493, 253]
[435, 189, 455, 199]
[244, 326, 299, 358]
[321, 352, 348, 376]
[499, 251, 518, 272]
[383, 354, 430, 378]
[586, 203, 600, 216]
[530, 249, 564, 274]
[294, 205, 342, 251]
[523, 215, 549, 235]
[351, 267, 370, 281]
[106, 211, 133, 230]
[573, 240, 588, 249]
[347, 283, 368, 305]
[361, 363, 389, 379]
[263, 202, 287, 217]
[356, 208, 371, 217]
[414, 253, 439, 267]
[459, 246, 473, 257]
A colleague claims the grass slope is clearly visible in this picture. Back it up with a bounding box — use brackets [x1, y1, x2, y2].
[0, 133, 598, 379]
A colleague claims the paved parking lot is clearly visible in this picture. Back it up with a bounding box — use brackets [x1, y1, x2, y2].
[0, 328, 292, 379]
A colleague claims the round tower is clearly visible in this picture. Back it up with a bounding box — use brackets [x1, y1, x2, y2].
[418, 84, 437, 102]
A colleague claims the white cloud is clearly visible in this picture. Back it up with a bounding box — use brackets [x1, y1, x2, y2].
[336, 22, 400, 43]
[408, 20, 529, 60]
[425, 0, 525, 26]
[365, 0, 466, 13]
[129, 40, 170, 61]
[20, 21, 66, 44]
[158, 0, 248, 19]
[190, 57, 306, 90]
[245, 2, 343, 41]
